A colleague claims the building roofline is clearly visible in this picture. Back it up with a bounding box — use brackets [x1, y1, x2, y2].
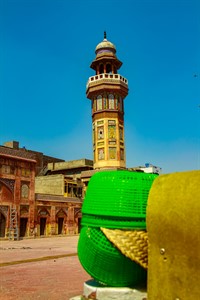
[35, 193, 83, 203]
[0, 146, 37, 163]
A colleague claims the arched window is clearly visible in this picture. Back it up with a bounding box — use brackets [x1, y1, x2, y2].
[108, 94, 114, 109]
[106, 64, 112, 74]
[97, 95, 102, 110]
[92, 99, 96, 112]
[99, 64, 104, 74]
[115, 95, 118, 109]
[119, 96, 123, 111]
[103, 95, 107, 109]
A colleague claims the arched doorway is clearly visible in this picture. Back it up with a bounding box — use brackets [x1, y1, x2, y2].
[75, 209, 82, 233]
[0, 212, 6, 237]
[0, 180, 14, 238]
[40, 218, 46, 235]
[20, 218, 28, 237]
[38, 208, 50, 236]
[20, 206, 29, 238]
[56, 209, 67, 235]
[58, 217, 64, 234]
[78, 218, 81, 233]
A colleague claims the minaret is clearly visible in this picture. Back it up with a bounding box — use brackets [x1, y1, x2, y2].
[86, 33, 128, 170]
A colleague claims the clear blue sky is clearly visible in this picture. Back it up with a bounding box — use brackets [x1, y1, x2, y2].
[1, 0, 200, 173]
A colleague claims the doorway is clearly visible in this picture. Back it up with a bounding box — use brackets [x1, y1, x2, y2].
[20, 218, 28, 237]
[0, 212, 6, 237]
[40, 218, 46, 236]
[78, 218, 81, 233]
[58, 217, 64, 234]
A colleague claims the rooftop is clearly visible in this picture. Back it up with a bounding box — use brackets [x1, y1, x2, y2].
[0, 145, 36, 162]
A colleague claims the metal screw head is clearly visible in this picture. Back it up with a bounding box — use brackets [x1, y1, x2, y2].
[160, 248, 165, 255]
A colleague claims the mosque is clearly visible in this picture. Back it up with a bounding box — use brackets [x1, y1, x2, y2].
[0, 33, 160, 239]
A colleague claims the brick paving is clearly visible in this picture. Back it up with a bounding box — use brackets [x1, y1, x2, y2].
[0, 236, 91, 300]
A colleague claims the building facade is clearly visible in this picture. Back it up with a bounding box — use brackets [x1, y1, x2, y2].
[0, 143, 91, 239]
[34, 159, 93, 236]
[0, 145, 36, 238]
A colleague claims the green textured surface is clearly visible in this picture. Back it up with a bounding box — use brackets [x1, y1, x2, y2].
[82, 171, 157, 218]
[81, 214, 146, 229]
[78, 226, 147, 287]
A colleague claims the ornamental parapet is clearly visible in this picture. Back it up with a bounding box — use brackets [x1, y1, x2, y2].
[86, 73, 128, 90]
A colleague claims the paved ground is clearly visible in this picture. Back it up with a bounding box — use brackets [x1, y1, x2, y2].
[0, 236, 91, 300]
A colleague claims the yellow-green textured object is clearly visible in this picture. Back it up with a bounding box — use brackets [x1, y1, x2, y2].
[146, 170, 200, 300]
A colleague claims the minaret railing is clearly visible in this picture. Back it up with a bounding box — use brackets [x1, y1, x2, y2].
[86, 73, 128, 89]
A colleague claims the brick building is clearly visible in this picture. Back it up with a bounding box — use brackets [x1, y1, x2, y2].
[0, 143, 36, 238]
[35, 159, 93, 236]
[0, 142, 93, 239]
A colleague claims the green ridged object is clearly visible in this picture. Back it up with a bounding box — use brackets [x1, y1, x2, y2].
[78, 226, 147, 287]
[81, 170, 157, 229]
[81, 214, 146, 229]
[78, 170, 157, 287]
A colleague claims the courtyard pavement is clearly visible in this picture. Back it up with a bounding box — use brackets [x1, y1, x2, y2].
[0, 236, 91, 300]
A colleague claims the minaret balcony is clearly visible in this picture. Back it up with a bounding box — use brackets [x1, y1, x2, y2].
[86, 73, 128, 91]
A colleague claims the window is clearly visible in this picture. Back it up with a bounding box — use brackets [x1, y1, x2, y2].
[65, 182, 81, 198]
[108, 94, 114, 109]
[115, 95, 118, 109]
[103, 96, 107, 109]
[106, 64, 112, 73]
[99, 64, 104, 74]
[92, 100, 95, 112]
[119, 96, 123, 111]
[97, 95, 102, 110]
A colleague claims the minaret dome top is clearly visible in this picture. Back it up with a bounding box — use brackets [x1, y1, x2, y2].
[95, 32, 116, 55]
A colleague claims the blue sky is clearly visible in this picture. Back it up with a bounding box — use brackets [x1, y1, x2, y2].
[0, 0, 200, 173]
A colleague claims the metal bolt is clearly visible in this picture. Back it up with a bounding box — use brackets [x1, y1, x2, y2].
[160, 248, 165, 255]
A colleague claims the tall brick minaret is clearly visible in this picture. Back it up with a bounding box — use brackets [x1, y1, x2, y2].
[86, 32, 128, 169]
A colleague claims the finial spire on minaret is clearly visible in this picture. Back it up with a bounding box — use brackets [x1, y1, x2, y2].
[104, 31, 107, 39]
